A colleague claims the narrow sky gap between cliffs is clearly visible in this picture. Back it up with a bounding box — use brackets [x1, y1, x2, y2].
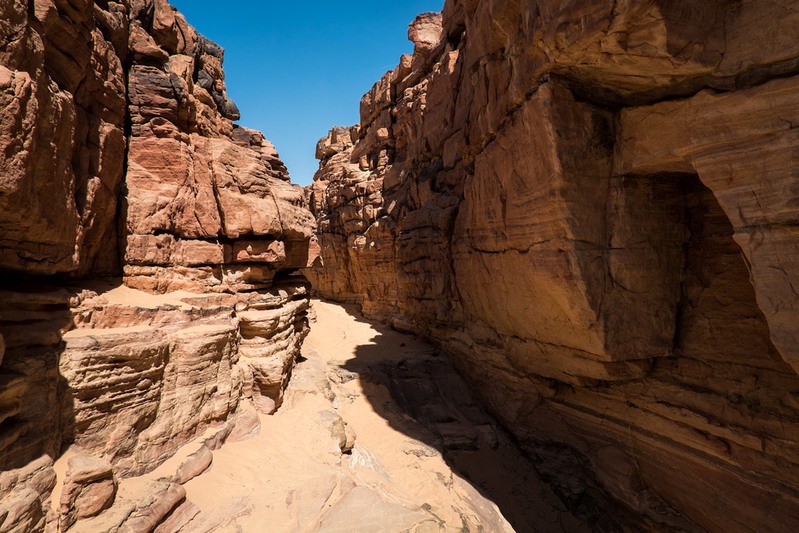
[168, 0, 444, 186]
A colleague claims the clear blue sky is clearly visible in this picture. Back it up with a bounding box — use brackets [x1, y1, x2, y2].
[169, 0, 444, 186]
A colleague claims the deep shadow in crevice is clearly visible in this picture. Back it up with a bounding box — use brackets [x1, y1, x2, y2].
[329, 301, 587, 533]
[0, 278, 82, 471]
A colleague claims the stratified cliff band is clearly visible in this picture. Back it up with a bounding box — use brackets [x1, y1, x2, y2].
[0, 0, 316, 530]
[307, 1, 799, 531]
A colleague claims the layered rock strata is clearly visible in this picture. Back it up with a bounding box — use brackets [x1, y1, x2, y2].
[307, 2, 799, 531]
[0, 1, 314, 531]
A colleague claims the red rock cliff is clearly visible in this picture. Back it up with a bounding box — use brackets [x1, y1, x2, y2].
[307, 1, 799, 530]
[0, 1, 315, 530]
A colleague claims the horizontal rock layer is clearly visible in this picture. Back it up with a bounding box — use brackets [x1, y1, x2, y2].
[306, 1, 799, 531]
[0, 0, 315, 531]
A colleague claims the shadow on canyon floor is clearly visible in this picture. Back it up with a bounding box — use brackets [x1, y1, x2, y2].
[328, 301, 586, 533]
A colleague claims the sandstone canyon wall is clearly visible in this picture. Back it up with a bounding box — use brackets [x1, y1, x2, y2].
[0, 1, 315, 530]
[307, 1, 799, 531]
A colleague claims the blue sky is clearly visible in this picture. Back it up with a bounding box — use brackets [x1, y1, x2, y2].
[169, 0, 444, 186]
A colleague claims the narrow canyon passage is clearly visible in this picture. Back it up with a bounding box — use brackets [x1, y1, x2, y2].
[178, 300, 585, 532]
[5, 1, 799, 531]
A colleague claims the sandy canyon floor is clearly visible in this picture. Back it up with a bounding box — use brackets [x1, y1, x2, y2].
[58, 299, 586, 532]
[173, 299, 585, 532]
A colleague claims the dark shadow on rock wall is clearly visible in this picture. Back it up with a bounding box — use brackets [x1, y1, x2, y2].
[0, 276, 80, 473]
[331, 302, 588, 533]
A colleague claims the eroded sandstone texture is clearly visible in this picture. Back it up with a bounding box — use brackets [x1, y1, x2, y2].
[307, 2, 799, 530]
[0, 1, 314, 530]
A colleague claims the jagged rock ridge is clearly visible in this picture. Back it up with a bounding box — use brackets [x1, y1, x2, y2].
[306, 1, 799, 530]
[0, 0, 316, 530]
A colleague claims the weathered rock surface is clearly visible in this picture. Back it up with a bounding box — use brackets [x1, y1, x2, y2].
[0, 1, 314, 531]
[307, 2, 799, 530]
[58, 454, 117, 530]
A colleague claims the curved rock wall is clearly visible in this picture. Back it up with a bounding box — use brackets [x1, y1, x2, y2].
[307, 1, 799, 530]
[0, 1, 315, 530]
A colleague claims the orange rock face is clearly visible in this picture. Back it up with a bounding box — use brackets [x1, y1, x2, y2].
[307, 2, 799, 530]
[0, 1, 314, 530]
